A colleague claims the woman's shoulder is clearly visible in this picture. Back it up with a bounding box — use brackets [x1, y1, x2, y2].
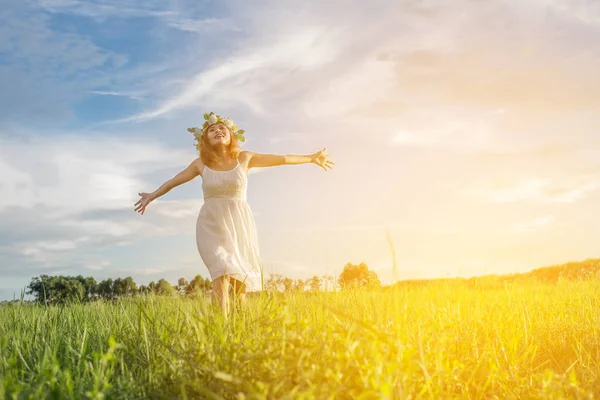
[238, 150, 255, 161]
[238, 151, 255, 172]
[191, 157, 205, 174]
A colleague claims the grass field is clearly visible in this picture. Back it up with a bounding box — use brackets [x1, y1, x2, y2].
[1, 279, 600, 399]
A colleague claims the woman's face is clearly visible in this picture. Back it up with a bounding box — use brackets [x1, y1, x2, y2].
[206, 122, 231, 147]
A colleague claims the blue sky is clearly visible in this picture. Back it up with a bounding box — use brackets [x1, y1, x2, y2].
[2, 0, 600, 300]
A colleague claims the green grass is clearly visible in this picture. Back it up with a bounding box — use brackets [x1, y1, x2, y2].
[2, 280, 600, 399]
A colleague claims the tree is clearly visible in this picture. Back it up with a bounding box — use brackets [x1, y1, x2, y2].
[97, 278, 114, 300]
[308, 276, 322, 292]
[26, 275, 52, 303]
[292, 279, 306, 292]
[156, 279, 174, 296]
[123, 277, 137, 296]
[26, 275, 85, 304]
[282, 277, 293, 292]
[265, 273, 284, 292]
[177, 278, 189, 295]
[74, 275, 97, 301]
[51, 278, 85, 304]
[338, 262, 380, 289]
[186, 275, 211, 296]
[113, 277, 137, 297]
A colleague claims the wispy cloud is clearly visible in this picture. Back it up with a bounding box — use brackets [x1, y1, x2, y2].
[511, 215, 556, 234]
[0, 2, 130, 125]
[463, 178, 598, 204]
[283, 225, 385, 233]
[35, 0, 176, 19]
[116, 27, 343, 122]
[0, 131, 202, 284]
[532, 0, 600, 27]
[391, 130, 443, 147]
[88, 91, 142, 100]
[152, 199, 203, 218]
[167, 18, 242, 33]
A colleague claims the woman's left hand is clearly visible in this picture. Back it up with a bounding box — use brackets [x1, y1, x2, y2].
[311, 148, 335, 171]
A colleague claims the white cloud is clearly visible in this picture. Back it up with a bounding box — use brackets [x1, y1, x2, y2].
[167, 18, 242, 33]
[0, 134, 191, 214]
[88, 91, 141, 100]
[117, 28, 342, 122]
[284, 225, 385, 233]
[0, 132, 203, 282]
[135, 267, 170, 276]
[531, 0, 600, 27]
[511, 215, 556, 234]
[150, 199, 203, 219]
[547, 183, 599, 203]
[303, 57, 400, 119]
[82, 260, 111, 271]
[463, 178, 599, 204]
[392, 130, 438, 147]
[35, 0, 176, 19]
[464, 178, 552, 203]
[36, 240, 78, 251]
[58, 219, 131, 238]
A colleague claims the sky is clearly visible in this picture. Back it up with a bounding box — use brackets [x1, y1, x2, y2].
[1, 0, 600, 300]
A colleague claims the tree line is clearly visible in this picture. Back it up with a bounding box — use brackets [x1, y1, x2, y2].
[10, 258, 599, 305]
[24, 274, 214, 304]
[21, 262, 381, 304]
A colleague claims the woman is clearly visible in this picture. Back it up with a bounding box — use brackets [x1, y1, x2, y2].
[134, 112, 334, 315]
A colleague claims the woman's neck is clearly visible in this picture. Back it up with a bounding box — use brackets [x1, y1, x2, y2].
[213, 146, 229, 160]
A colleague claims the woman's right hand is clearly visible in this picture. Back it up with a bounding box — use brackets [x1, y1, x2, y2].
[310, 148, 334, 171]
[134, 192, 154, 215]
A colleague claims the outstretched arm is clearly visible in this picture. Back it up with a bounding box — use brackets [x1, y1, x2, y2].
[134, 159, 200, 215]
[246, 148, 334, 171]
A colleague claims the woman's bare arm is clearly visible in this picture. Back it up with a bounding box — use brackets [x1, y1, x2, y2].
[244, 148, 334, 171]
[150, 159, 201, 199]
[134, 159, 201, 215]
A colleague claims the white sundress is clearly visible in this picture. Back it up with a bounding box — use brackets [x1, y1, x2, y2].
[195, 160, 263, 292]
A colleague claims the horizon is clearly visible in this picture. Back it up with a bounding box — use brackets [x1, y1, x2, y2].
[2, 255, 597, 302]
[2, 1, 600, 302]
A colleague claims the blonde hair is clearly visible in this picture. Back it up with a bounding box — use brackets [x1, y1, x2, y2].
[199, 124, 241, 166]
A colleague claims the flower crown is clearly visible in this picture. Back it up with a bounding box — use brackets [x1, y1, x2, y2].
[187, 112, 246, 151]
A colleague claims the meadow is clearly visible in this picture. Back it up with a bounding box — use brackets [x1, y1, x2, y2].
[1, 279, 599, 399]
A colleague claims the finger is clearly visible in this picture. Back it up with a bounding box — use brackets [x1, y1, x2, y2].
[134, 200, 141, 206]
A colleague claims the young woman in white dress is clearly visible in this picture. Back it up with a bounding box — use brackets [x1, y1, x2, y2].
[134, 112, 334, 315]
